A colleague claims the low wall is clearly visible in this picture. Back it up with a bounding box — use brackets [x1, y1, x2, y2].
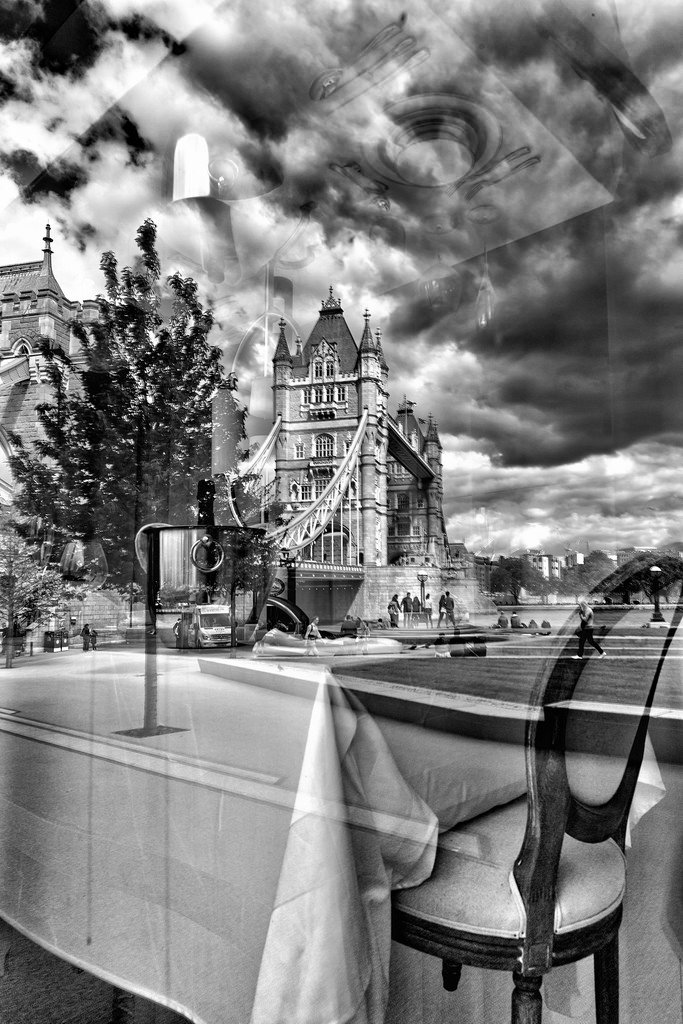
[346, 566, 494, 622]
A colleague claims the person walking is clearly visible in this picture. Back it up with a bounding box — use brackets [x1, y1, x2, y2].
[90, 628, 98, 651]
[401, 593, 412, 627]
[411, 594, 421, 626]
[305, 616, 322, 656]
[80, 623, 91, 652]
[423, 593, 433, 627]
[359, 618, 370, 654]
[437, 593, 447, 627]
[387, 594, 400, 628]
[572, 600, 606, 660]
[444, 591, 456, 627]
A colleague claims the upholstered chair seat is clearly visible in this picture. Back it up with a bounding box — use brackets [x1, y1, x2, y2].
[394, 796, 626, 941]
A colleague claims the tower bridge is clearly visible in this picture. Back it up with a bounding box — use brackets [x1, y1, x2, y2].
[213, 288, 483, 622]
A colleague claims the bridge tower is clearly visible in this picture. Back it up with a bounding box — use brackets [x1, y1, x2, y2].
[272, 288, 389, 565]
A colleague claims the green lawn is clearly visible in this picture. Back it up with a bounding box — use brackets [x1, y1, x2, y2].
[330, 649, 683, 712]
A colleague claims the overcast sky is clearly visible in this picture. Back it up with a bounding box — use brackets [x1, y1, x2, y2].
[1, 0, 682, 556]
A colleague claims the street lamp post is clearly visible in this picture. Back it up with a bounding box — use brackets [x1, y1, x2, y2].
[417, 571, 428, 622]
[649, 565, 666, 625]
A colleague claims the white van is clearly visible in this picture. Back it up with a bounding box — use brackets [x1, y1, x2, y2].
[174, 605, 231, 648]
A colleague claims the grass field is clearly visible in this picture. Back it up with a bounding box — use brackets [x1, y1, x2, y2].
[330, 642, 683, 712]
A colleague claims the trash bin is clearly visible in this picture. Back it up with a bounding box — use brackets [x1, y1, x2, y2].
[44, 631, 55, 653]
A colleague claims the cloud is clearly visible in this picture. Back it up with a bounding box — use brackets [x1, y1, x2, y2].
[0, 0, 681, 555]
[442, 440, 683, 553]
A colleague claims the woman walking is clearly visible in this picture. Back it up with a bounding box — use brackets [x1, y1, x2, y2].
[387, 595, 400, 629]
[305, 616, 322, 656]
[573, 600, 606, 660]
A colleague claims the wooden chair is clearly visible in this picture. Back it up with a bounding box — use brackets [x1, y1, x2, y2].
[392, 604, 680, 1023]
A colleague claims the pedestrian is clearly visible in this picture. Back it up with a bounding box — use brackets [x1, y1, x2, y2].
[80, 623, 91, 652]
[359, 618, 370, 654]
[437, 593, 447, 627]
[305, 616, 322, 656]
[387, 594, 400, 628]
[401, 592, 412, 627]
[411, 593, 421, 626]
[424, 593, 433, 627]
[572, 600, 606, 660]
[90, 628, 98, 651]
[444, 591, 456, 627]
[173, 617, 182, 648]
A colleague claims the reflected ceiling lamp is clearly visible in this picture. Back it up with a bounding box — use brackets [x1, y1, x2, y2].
[420, 258, 462, 311]
[475, 248, 495, 329]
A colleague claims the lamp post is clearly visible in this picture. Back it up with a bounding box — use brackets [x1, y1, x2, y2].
[279, 550, 298, 607]
[649, 565, 666, 625]
[417, 571, 428, 614]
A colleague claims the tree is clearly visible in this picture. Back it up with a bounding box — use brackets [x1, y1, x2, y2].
[597, 552, 683, 604]
[490, 557, 550, 604]
[582, 550, 616, 591]
[0, 513, 84, 668]
[9, 220, 231, 591]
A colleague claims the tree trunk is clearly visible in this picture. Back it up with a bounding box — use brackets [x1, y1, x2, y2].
[4, 560, 14, 670]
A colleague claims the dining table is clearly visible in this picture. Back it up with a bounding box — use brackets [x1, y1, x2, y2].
[0, 646, 668, 1024]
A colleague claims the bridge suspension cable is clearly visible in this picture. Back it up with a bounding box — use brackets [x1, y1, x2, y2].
[270, 409, 369, 552]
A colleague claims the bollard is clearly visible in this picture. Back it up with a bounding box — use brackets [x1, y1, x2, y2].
[29, 642, 33, 656]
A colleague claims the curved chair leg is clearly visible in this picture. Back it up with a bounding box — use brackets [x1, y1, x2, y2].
[511, 972, 542, 1024]
[442, 962, 462, 991]
[594, 935, 619, 1024]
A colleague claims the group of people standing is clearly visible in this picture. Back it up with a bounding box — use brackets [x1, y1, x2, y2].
[386, 591, 457, 628]
[80, 623, 98, 651]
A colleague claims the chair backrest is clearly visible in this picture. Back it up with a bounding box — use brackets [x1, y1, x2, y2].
[512, 600, 682, 974]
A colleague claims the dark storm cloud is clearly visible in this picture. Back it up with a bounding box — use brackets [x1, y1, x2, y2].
[0, 0, 107, 74]
[1, 0, 681, 553]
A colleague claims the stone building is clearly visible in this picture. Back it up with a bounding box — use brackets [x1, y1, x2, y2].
[271, 288, 450, 569]
[0, 225, 98, 504]
[266, 288, 488, 621]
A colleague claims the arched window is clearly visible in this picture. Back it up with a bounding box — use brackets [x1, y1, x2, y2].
[397, 493, 409, 511]
[325, 360, 334, 377]
[12, 339, 32, 356]
[313, 361, 323, 379]
[315, 434, 334, 458]
[295, 440, 305, 458]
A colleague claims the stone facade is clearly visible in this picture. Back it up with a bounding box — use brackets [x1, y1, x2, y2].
[0, 225, 98, 503]
[271, 288, 451, 569]
[267, 288, 491, 620]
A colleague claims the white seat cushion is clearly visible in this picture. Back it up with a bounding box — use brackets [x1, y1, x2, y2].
[394, 797, 626, 939]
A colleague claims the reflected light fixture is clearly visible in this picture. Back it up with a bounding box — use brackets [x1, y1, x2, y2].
[420, 258, 462, 311]
[475, 248, 495, 328]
